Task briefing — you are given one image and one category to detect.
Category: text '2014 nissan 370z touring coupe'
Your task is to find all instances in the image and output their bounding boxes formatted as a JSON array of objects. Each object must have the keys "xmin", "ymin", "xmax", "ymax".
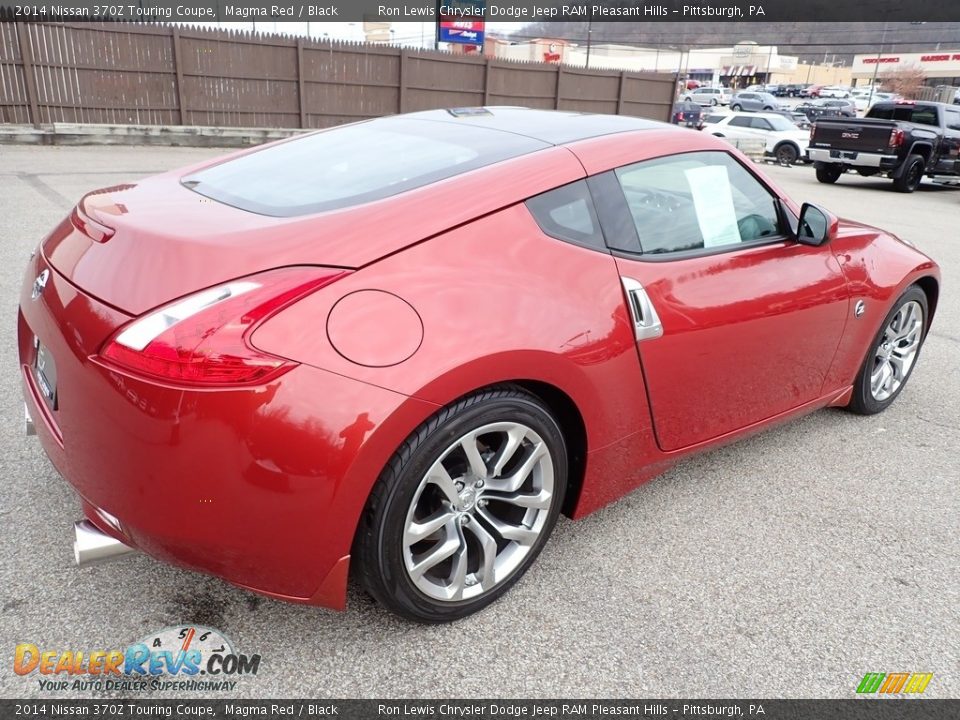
[{"xmin": 19, "ymin": 108, "xmax": 939, "ymax": 622}]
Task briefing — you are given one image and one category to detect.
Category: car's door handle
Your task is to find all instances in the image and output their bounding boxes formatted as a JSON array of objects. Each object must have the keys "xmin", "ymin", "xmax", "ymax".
[{"xmin": 621, "ymin": 277, "xmax": 664, "ymax": 342}]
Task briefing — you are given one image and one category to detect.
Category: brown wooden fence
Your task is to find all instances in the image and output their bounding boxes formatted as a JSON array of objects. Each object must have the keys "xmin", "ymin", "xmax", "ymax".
[{"xmin": 0, "ymin": 22, "xmax": 676, "ymax": 129}]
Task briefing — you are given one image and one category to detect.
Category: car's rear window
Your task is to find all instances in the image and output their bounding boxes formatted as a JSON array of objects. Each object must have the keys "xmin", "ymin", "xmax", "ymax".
[
  {"xmin": 866, "ymin": 104, "xmax": 940, "ymax": 126},
  {"xmin": 182, "ymin": 117, "xmax": 549, "ymax": 217}
]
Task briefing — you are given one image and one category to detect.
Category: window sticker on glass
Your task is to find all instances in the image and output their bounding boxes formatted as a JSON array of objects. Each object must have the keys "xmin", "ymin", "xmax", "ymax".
[{"xmin": 684, "ymin": 165, "xmax": 742, "ymax": 248}]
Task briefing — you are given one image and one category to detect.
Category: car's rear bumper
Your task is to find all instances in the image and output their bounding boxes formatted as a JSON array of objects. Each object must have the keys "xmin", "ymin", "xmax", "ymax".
[
  {"xmin": 808, "ymin": 147, "xmax": 900, "ymax": 169},
  {"xmin": 19, "ymin": 252, "xmax": 437, "ymax": 609}
]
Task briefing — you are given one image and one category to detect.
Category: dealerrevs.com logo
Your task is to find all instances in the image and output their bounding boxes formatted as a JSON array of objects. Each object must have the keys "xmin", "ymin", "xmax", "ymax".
[
  {"xmin": 856, "ymin": 672, "xmax": 934, "ymax": 695},
  {"xmin": 14, "ymin": 626, "xmax": 261, "ymax": 692}
]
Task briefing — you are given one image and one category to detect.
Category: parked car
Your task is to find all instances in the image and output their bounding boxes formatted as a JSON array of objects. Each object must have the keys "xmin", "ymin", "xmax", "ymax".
[
  {"xmin": 671, "ymin": 101, "xmax": 704, "ymax": 129},
  {"xmin": 764, "ymin": 84, "xmax": 784, "ymax": 95},
  {"xmin": 782, "ymin": 84, "xmax": 809, "ymax": 97},
  {"xmin": 795, "ymin": 99, "xmax": 857, "ymax": 121},
  {"xmin": 819, "ymin": 86, "xmax": 852, "ymax": 99},
  {"xmin": 682, "ymin": 86, "xmax": 730, "ymax": 106},
  {"xmin": 705, "ymin": 111, "xmax": 811, "ymax": 164},
  {"xmin": 729, "ymin": 91, "xmax": 789, "ymax": 112},
  {"xmin": 20, "ymin": 107, "xmax": 940, "ymax": 622},
  {"xmin": 809, "ymin": 100, "xmax": 960, "ymax": 192},
  {"xmin": 802, "ymin": 85, "xmax": 824, "ymax": 98},
  {"xmin": 768, "ymin": 109, "xmax": 812, "ymax": 130}
]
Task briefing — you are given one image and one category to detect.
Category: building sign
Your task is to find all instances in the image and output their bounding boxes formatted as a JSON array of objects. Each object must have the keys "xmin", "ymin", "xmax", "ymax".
[
  {"xmin": 853, "ymin": 50, "xmax": 960, "ymax": 76},
  {"xmin": 438, "ymin": 0, "xmax": 485, "ymax": 46}
]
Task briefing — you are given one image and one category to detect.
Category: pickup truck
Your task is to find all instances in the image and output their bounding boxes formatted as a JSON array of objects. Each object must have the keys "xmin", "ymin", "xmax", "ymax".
[{"xmin": 808, "ymin": 101, "xmax": 960, "ymax": 192}]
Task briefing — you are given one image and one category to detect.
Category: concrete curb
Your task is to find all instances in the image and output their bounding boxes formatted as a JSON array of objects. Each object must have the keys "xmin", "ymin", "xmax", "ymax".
[{"xmin": 0, "ymin": 123, "xmax": 309, "ymax": 148}]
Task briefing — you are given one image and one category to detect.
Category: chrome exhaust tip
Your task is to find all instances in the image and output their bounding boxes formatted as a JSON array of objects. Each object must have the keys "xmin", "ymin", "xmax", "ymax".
[
  {"xmin": 24, "ymin": 404, "xmax": 36, "ymax": 436},
  {"xmin": 73, "ymin": 520, "xmax": 136, "ymax": 567}
]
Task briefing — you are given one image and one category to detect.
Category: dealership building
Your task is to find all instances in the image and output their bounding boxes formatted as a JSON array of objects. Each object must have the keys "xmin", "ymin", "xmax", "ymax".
[
  {"xmin": 851, "ymin": 50, "xmax": 960, "ymax": 88},
  {"xmin": 482, "ymin": 38, "xmax": 852, "ymax": 88}
]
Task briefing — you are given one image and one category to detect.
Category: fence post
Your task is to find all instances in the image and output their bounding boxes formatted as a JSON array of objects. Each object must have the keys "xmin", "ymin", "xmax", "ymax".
[
  {"xmin": 399, "ymin": 48, "xmax": 409, "ymax": 114},
  {"xmin": 555, "ymin": 66, "xmax": 563, "ymax": 110},
  {"xmin": 171, "ymin": 28, "xmax": 187, "ymax": 126},
  {"xmin": 483, "ymin": 59, "xmax": 491, "ymax": 106},
  {"xmin": 297, "ymin": 39, "xmax": 306, "ymax": 128},
  {"xmin": 16, "ymin": 23, "xmax": 40, "ymax": 128},
  {"xmin": 617, "ymin": 71, "xmax": 626, "ymax": 115}
]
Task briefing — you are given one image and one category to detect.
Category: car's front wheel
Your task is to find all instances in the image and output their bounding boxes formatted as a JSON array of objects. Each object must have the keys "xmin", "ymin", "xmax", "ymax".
[
  {"xmin": 847, "ymin": 286, "xmax": 928, "ymax": 415},
  {"xmin": 354, "ymin": 387, "xmax": 568, "ymax": 622},
  {"xmin": 731, "ymin": 103, "xmax": 742, "ymax": 111}
]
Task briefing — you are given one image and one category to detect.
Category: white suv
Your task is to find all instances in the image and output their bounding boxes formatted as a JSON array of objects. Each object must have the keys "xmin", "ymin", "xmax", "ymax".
[{"xmin": 682, "ymin": 87, "xmax": 731, "ymax": 106}]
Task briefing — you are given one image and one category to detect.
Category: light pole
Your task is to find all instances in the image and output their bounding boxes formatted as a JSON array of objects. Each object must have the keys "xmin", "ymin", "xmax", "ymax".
[
  {"xmin": 868, "ymin": 22, "xmax": 889, "ymax": 107},
  {"xmin": 585, "ymin": 15, "xmax": 593, "ymax": 69}
]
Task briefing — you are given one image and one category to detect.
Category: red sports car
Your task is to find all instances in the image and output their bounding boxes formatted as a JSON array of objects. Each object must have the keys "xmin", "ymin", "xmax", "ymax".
[{"xmin": 19, "ymin": 108, "xmax": 939, "ymax": 622}]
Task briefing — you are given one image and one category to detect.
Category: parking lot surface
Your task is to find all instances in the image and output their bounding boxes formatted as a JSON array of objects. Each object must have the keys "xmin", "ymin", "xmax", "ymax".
[{"xmin": 0, "ymin": 144, "xmax": 957, "ymax": 699}]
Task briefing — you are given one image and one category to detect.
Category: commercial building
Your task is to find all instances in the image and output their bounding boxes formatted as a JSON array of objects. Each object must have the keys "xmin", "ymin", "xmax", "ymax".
[
  {"xmin": 483, "ymin": 38, "xmax": 850, "ymax": 88},
  {"xmin": 851, "ymin": 50, "xmax": 960, "ymax": 88}
]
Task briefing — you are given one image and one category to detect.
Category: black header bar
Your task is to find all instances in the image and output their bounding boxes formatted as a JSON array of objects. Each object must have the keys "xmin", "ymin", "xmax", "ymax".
[{"xmin": 1, "ymin": 0, "xmax": 959, "ymax": 23}]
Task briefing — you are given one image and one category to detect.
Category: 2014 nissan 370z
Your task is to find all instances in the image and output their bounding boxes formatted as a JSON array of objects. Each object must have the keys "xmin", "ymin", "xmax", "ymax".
[{"xmin": 19, "ymin": 108, "xmax": 940, "ymax": 622}]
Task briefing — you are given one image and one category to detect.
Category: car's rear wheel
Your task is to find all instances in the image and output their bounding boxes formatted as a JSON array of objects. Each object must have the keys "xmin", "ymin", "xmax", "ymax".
[
  {"xmin": 710, "ymin": 98, "xmax": 718, "ymax": 106},
  {"xmin": 847, "ymin": 286, "xmax": 928, "ymax": 415},
  {"xmin": 774, "ymin": 142, "xmax": 799, "ymax": 166},
  {"xmin": 354, "ymin": 387, "xmax": 567, "ymax": 622},
  {"xmin": 816, "ymin": 164, "xmax": 843, "ymax": 184},
  {"xmin": 893, "ymin": 154, "xmax": 924, "ymax": 193},
  {"xmin": 731, "ymin": 103, "xmax": 742, "ymax": 111}
]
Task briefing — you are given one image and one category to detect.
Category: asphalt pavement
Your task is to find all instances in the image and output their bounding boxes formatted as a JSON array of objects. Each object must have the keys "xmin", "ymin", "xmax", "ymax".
[{"xmin": 0, "ymin": 144, "xmax": 957, "ymax": 699}]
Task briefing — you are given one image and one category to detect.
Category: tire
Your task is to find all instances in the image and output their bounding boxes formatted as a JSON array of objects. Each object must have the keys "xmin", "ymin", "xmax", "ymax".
[
  {"xmin": 893, "ymin": 154, "xmax": 924, "ymax": 193},
  {"xmin": 774, "ymin": 142, "xmax": 799, "ymax": 166},
  {"xmin": 710, "ymin": 98, "xmax": 718, "ymax": 106},
  {"xmin": 763, "ymin": 105, "xmax": 774, "ymax": 111},
  {"xmin": 731, "ymin": 104, "xmax": 742, "ymax": 111},
  {"xmin": 354, "ymin": 386, "xmax": 568, "ymax": 623},
  {"xmin": 816, "ymin": 164, "xmax": 843, "ymax": 184},
  {"xmin": 847, "ymin": 286, "xmax": 928, "ymax": 415}
]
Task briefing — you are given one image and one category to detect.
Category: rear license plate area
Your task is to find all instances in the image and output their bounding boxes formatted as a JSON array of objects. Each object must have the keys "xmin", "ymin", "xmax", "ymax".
[{"xmin": 33, "ymin": 338, "xmax": 58, "ymax": 410}]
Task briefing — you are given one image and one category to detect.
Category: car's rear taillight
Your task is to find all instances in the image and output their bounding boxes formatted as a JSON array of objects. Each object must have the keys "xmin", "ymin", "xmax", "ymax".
[
  {"xmin": 677, "ymin": 112, "xmax": 685, "ymax": 120},
  {"xmin": 889, "ymin": 128, "xmax": 905, "ymax": 148},
  {"xmin": 97, "ymin": 267, "xmax": 348, "ymax": 386}
]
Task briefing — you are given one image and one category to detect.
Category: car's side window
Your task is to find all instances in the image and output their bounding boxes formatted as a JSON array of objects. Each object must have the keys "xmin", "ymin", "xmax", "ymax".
[
  {"xmin": 614, "ymin": 151, "xmax": 782, "ymax": 256},
  {"xmin": 729, "ymin": 116, "xmax": 753, "ymax": 128},
  {"xmin": 945, "ymin": 109, "xmax": 960, "ymax": 131},
  {"xmin": 525, "ymin": 180, "xmax": 606, "ymax": 251},
  {"xmin": 751, "ymin": 118, "xmax": 774, "ymax": 130}
]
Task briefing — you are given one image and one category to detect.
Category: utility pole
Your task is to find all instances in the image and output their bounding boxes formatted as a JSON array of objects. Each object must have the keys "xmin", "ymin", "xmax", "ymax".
[
  {"xmin": 585, "ymin": 15, "xmax": 593, "ymax": 69},
  {"xmin": 867, "ymin": 21, "xmax": 888, "ymax": 107}
]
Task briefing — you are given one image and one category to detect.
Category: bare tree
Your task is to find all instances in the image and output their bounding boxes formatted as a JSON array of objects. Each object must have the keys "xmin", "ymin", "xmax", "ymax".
[{"xmin": 880, "ymin": 65, "xmax": 927, "ymax": 99}]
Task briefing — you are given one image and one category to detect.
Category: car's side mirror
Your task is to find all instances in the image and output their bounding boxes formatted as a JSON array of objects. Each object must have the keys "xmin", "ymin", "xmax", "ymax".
[{"xmin": 796, "ymin": 203, "xmax": 837, "ymax": 246}]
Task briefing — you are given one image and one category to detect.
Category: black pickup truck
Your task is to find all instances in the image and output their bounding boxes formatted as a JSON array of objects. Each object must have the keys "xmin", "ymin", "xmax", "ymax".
[{"xmin": 808, "ymin": 101, "xmax": 960, "ymax": 192}]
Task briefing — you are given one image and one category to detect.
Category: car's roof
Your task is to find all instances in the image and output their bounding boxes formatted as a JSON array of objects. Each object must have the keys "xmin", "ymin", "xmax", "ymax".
[{"xmin": 401, "ymin": 107, "xmax": 664, "ymax": 146}]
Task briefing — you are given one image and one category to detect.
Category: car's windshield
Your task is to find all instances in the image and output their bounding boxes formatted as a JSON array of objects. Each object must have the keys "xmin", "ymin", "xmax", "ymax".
[{"xmin": 766, "ymin": 116, "xmax": 798, "ymax": 131}]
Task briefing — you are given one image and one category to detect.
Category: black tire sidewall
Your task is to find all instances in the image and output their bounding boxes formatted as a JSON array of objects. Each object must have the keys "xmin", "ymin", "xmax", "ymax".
[
  {"xmin": 359, "ymin": 390, "xmax": 568, "ymax": 623},
  {"xmin": 850, "ymin": 286, "xmax": 928, "ymax": 414},
  {"xmin": 776, "ymin": 143, "xmax": 799, "ymax": 165}
]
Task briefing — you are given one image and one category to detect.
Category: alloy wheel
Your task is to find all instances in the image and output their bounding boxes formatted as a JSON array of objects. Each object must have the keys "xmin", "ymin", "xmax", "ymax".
[
  {"xmin": 871, "ymin": 300, "xmax": 923, "ymax": 402},
  {"xmin": 402, "ymin": 422, "xmax": 555, "ymax": 602}
]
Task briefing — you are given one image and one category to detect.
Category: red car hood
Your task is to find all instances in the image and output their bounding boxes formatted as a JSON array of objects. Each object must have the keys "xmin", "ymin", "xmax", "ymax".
[{"xmin": 42, "ymin": 147, "xmax": 584, "ymax": 315}]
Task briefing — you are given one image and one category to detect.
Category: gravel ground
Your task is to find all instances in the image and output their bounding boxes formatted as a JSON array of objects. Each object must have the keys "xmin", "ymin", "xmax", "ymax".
[{"xmin": 0, "ymin": 144, "xmax": 957, "ymax": 699}]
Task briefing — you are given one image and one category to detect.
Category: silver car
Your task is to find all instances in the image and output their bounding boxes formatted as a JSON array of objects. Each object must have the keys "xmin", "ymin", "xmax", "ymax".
[
  {"xmin": 682, "ymin": 87, "xmax": 731, "ymax": 107},
  {"xmin": 729, "ymin": 92, "xmax": 788, "ymax": 112}
]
